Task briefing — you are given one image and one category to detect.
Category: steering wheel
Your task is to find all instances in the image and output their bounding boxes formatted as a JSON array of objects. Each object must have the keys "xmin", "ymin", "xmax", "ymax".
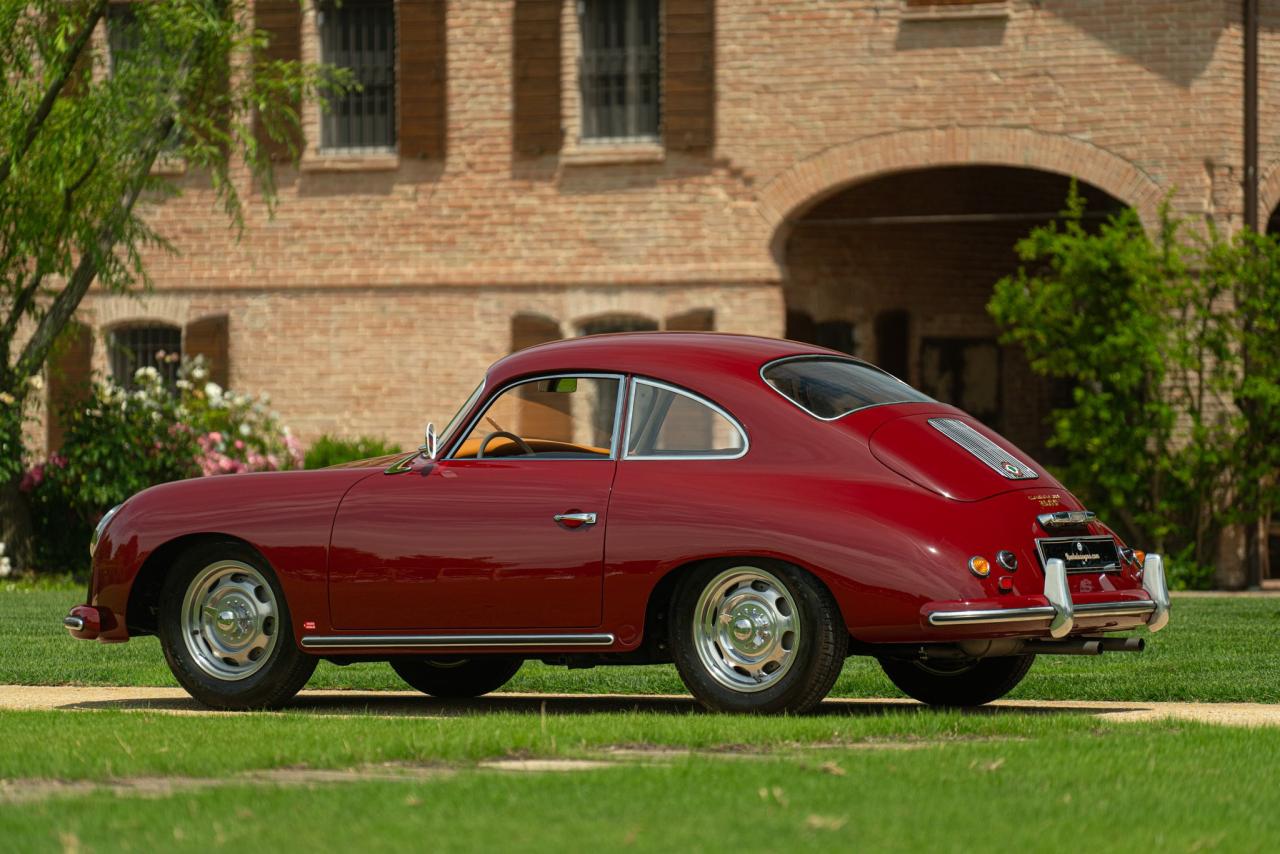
[{"xmin": 477, "ymin": 430, "xmax": 536, "ymax": 459}]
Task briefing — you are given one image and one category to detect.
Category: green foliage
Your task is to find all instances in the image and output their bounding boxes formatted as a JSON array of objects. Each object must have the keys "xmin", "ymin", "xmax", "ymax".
[
  {"xmin": 25, "ymin": 357, "xmax": 302, "ymax": 570},
  {"xmin": 990, "ymin": 185, "xmax": 1280, "ymax": 588},
  {"xmin": 304, "ymin": 435, "xmax": 404, "ymax": 470},
  {"xmin": 0, "ymin": 0, "xmax": 348, "ymax": 563}
]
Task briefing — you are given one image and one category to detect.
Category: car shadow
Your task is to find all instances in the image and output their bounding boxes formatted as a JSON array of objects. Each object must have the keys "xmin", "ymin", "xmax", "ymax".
[{"xmin": 57, "ymin": 692, "xmax": 1147, "ymax": 719}]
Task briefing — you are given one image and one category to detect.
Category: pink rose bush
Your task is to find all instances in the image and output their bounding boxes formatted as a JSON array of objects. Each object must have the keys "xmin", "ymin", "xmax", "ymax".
[{"xmin": 25, "ymin": 356, "xmax": 304, "ymax": 571}]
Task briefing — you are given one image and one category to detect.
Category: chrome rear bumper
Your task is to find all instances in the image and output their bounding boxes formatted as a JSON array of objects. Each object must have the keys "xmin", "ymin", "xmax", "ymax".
[{"xmin": 926, "ymin": 553, "xmax": 1171, "ymax": 635}]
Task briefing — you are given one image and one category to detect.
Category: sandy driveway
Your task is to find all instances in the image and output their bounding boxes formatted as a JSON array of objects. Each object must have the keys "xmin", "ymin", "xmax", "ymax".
[{"xmin": 2, "ymin": 685, "xmax": 1278, "ymax": 727}]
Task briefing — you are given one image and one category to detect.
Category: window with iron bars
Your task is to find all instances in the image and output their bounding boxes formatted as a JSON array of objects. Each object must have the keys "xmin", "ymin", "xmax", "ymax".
[
  {"xmin": 107, "ymin": 4, "xmax": 183, "ymax": 152},
  {"xmin": 318, "ymin": 0, "xmax": 397, "ymax": 152},
  {"xmin": 578, "ymin": 0, "xmax": 661, "ymax": 142},
  {"xmin": 108, "ymin": 324, "xmax": 183, "ymax": 389}
]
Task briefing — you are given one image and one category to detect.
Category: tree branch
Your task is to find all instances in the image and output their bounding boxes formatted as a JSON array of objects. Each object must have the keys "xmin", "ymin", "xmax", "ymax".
[{"xmin": 0, "ymin": 0, "xmax": 109, "ymax": 188}]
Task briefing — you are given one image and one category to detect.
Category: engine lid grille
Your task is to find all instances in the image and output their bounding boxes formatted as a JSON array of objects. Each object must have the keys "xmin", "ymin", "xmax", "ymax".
[{"xmin": 928, "ymin": 418, "xmax": 1038, "ymax": 481}]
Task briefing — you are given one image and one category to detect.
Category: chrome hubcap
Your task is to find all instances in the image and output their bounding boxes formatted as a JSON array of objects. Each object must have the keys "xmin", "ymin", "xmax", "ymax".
[
  {"xmin": 693, "ymin": 567, "xmax": 800, "ymax": 693},
  {"xmin": 181, "ymin": 560, "xmax": 278, "ymax": 681}
]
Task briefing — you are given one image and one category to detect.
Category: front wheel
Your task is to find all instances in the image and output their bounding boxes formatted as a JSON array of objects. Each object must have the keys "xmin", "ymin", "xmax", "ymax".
[
  {"xmin": 878, "ymin": 654, "xmax": 1035, "ymax": 707},
  {"xmin": 670, "ymin": 560, "xmax": 847, "ymax": 714},
  {"xmin": 158, "ymin": 541, "xmax": 316, "ymax": 710},
  {"xmin": 390, "ymin": 656, "xmax": 523, "ymax": 698}
]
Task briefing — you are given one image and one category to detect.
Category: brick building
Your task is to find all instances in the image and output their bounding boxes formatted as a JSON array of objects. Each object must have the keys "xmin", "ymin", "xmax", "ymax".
[{"xmin": 42, "ymin": 0, "xmax": 1280, "ymax": 479}]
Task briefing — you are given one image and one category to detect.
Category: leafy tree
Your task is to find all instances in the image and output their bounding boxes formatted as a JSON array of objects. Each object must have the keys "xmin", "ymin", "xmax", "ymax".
[
  {"xmin": 990, "ymin": 185, "xmax": 1280, "ymax": 588},
  {"xmin": 0, "ymin": 0, "xmax": 343, "ymax": 567}
]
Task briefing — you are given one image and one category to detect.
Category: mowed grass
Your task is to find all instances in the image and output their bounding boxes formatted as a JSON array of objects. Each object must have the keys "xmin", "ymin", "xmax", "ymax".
[
  {"xmin": 2, "ymin": 711, "xmax": 1279, "ymax": 851},
  {"xmin": 5, "ymin": 582, "xmax": 1279, "ymax": 702}
]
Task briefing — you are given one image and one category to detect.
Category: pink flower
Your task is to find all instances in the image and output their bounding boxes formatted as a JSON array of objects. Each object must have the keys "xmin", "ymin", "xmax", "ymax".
[
  {"xmin": 234, "ymin": 439, "xmax": 245, "ymax": 451},
  {"xmin": 49, "ymin": 454, "xmax": 67, "ymax": 469},
  {"xmin": 19, "ymin": 464, "xmax": 44, "ymax": 493},
  {"xmin": 208, "ymin": 431, "xmax": 223, "ymax": 444},
  {"xmin": 218, "ymin": 456, "xmax": 234, "ymax": 472}
]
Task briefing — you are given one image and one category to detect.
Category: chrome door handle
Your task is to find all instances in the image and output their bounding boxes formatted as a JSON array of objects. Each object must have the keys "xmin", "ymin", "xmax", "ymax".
[{"xmin": 553, "ymin": 512, "xmax": 597, "ymax": 526}]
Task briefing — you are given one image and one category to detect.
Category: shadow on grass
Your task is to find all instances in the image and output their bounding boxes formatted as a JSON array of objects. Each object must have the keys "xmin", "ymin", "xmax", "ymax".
[{"xmin": 57, "ymin": 692, "xmax": 1146, "ymax": 718}]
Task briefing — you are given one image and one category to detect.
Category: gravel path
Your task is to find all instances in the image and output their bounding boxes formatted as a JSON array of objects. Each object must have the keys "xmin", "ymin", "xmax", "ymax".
[{"xmin": 1, "ymin": 685, "xmax": 1278, "ymax": 727}]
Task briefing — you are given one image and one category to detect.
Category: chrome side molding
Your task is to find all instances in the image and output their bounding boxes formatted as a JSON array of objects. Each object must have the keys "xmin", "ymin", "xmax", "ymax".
[
  {"xmin": 1142, "ymin": 552, "xmax": 1171, "ymax": 633},
  {"xmin": 300, "ymin": 633, "xmax": 616, "ymax": 650}
]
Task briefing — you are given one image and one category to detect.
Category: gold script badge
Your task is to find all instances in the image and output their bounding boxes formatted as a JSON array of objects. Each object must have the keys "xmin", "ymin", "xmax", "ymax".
[{"xmin": 1027, "ymin": 492, "xmax": 1063, "ymax": 508}]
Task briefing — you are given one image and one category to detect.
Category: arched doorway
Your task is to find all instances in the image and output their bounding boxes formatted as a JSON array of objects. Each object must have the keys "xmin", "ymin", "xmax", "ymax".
[{"xmin": 782, "ymin": 165, "xmax": 1127, "ymax": 460}]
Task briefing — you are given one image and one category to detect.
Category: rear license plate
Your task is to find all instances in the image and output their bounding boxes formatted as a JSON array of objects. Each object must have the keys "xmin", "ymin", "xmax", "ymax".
[{"xmin": 1036, "ymin": 536, "xmax": 1121, "ymax": 574}]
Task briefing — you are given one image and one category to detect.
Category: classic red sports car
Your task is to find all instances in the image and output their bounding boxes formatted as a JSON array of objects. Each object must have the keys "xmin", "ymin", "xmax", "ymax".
[{"xmin": 67, "ymin": 333, "xmax": 1170, "ymax": 713}]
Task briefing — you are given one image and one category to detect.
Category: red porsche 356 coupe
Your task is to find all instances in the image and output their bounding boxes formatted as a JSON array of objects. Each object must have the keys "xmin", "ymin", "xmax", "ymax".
[{"xmin": 67, "ymin": 333, "xmax": 1169, "ymax": 713}]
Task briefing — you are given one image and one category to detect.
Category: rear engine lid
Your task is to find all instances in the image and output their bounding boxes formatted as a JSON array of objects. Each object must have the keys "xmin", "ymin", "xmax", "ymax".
[{"xmin": 868, "ymin": 412, "xmax": 1062, "ymax": 501}]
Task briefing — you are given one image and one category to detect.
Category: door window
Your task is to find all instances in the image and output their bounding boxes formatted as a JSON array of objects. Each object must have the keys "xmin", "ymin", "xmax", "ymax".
[
  {"xmin": 624, "ymin": 379, "xmax": 747, "ymax": 459},
  {"xmin": 452, "ymin": 375, "xmax": 622, "ymax": 459}
]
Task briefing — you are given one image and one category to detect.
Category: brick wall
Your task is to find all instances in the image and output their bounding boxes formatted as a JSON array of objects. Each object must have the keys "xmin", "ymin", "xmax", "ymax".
[{"xmin": 39, "ymin": 1, "xmax": 1263, "ymax": 456}]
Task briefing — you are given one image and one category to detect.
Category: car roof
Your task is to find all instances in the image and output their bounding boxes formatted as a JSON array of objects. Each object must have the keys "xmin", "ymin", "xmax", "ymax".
[{"xmin": 489, "ymin": 332, "xmax": 844, "ymax": 386}]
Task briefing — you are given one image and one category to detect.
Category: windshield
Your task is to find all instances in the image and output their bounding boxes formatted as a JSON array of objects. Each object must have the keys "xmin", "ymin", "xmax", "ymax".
[
  {"xmin": 762, "ymin": 357, "xmax": 932, "ymax": 420},
  {"xmin": 439, "ymin": 381, "xmax": 485, "ymax": 448}
]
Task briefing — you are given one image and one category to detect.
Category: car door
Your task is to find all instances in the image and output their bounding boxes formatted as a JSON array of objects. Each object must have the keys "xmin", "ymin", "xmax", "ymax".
[{"xmin": 327, "ymin": 374, "xmax": 623, "ymax": 631}]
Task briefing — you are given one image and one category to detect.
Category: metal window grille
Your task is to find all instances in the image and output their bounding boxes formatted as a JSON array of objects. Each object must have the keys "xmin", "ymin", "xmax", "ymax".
[
  {"xmin": 319, "ymin": 0, "xmax": 397, "ymax": 152},
  {"xmin": 578, "ymin": 0, "xmax": 660, "ymax": 141},
  {"xmin": 108, "ymin": 324, "xmax": 182, "ymax": 389},
  {"xmin": 106, "ymin": 4, "xmax": 141, "ymax": 75}
]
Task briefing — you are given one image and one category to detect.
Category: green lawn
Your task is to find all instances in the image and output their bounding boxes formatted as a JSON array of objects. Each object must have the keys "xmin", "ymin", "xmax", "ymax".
[
  {"xmin": 4, "ymin": 582, "xmax": 1279, "ymax": 851},
  {"xmin": 5, "ymin": 582, "xmax": 1279, "ymax": 702},
  {"xmin": 2, "ymin": 709, "xmax": 1278, "ymax": 851}
]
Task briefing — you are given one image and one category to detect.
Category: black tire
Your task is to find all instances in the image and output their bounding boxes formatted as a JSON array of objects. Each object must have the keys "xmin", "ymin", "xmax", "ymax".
[
  {"xmin": 158, "ymin": 540, "xmax": 316, "ymax": 710},
  {"xmin": 878, "ymin": 654, "xmax": 1035, "ymax": 707},
  {"xmin": 390, "ymin": 656, "xmax": 523, "ymax": 698},
  {"xmin": 669, "ymin": 559, "xmax": 847, "ymax": 714}
]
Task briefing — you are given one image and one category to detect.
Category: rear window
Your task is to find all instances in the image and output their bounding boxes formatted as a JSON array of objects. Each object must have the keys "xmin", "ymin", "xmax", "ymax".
[{"xmin": 762, "ymin": 357, "xmax": 932, "ymax": 420}]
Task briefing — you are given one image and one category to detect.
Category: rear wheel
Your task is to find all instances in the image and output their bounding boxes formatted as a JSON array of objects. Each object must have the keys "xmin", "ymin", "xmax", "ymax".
[
  {"xmin": 390, "ymin": 656, "xmax": 523, "ymax": 698},
  {"xmin": 670, "ymin": 560, "xmax": 847, "ymax": 714},
  {"xmin": 878, "ymin": 654, "xmax": 1035, "ymax": 707},
  {"xmin": 158, "ymin": 541, "xmax": 316, "ymax": 710}
]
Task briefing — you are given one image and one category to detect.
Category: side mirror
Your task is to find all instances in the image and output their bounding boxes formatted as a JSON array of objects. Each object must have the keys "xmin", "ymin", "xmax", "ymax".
[{"xmin": 422, "ymin": 422, "xmax": 439, "ymax": 460}]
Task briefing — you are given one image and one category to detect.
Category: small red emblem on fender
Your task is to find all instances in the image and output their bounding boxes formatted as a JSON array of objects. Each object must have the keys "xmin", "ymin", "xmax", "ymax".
[{"xmin": 303, "ymin": 621, "xmax": 316, "ymax": 630}]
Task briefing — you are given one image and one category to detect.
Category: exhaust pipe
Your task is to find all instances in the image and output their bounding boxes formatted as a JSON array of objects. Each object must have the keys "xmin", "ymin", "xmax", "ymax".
[
  {"xmin": 1022, "ymin": 637, "xmax": 1145, "ymax": 656},
  {"xmin": 1096, "ymin": 637, "xmax": 1145, "ymax": 653},
  {"xmin": 1023, "ymin": 640, "xmax": 1103, "ymax": 656}
]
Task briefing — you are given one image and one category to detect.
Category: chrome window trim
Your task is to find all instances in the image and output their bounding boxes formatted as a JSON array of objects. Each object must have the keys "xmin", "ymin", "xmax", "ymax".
[
  {"xmin": 444, "ymin": 372, "xmax": 627, "ymax": 461},
  {"xmin": 301, "ymin": 633, "xmax": 616, "ymax": 650},
  {"xmin": 621, "ymin": 377, "xmax": 750, "ymax": 461},
  {"xmin": 759, "ymin": 354, "xmax": 931, "ymax": 422}
]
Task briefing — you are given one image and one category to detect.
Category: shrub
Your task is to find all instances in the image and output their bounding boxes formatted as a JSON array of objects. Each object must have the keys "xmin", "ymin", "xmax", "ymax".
[
  {"xmin": 24, "ymin": 357, "xmax": 303, "ymax": 572},
  {"xmin": 989, "ymin": 186, "xmax": 1280, "ymax": 589},
  {"xmin": 304, "ymin": 435, "xmax": 403, "ymax": 469}
]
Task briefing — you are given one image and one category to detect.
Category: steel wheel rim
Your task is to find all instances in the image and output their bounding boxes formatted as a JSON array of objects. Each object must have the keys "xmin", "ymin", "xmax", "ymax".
[
  {"xmin": 180, "ymin": 560, "xmax": 279, "ymax": 681},
  {"xmin": 693, "ymin": 566, "xmax": 800, "ymax": 693}
]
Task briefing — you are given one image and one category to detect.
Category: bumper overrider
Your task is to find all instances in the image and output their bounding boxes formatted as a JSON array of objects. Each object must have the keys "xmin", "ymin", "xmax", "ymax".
[{"xmin": 925, "ymin": 553, "xmax": 1171, "ymax": 638}]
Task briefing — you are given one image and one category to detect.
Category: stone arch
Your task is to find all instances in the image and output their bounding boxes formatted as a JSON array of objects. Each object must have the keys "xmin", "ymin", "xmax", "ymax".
[
  {"xmin": 1259, "ymin": 159, "xmax": 1280, "ymax": 231},
  {"xmin": 758, "ymin": 126, "xmax": 1166, "ymax": 258}
]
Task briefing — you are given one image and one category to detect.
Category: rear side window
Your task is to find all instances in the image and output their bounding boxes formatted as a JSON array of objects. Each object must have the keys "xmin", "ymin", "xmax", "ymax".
[
  {"xmin": 763, "ymin": 357, "xmax": 932, "ymax": 420},
  {"xmin": 625, "ymin": 379, "xmax": 747, "ymax": 459}
]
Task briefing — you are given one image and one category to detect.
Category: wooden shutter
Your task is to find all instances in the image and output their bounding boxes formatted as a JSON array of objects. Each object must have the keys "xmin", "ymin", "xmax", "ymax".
[
  {"xmin": 399, "ymin": 0, "xmax": 447, "ymax": 159},
  {"xmin": 254, "ymin": 0, "xmax": 303, "ymax": 160},
  {"xmin": 46, "ymin": 323, "xmax": 93, "ymax": 453},
  {"xmin": 664, "ymin": 308, "xmax": 714, "ymax": 331},
  {"xmin": 512, "ymin": 0, "xmax": 562, "ymax": 156},
  {"xmin": 184, "ymin": 315, "xmax": 230, "ymax": 388},
  {"xmin": 663, "ymin": 0, "xmax": 714, "ymax": 152}
]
